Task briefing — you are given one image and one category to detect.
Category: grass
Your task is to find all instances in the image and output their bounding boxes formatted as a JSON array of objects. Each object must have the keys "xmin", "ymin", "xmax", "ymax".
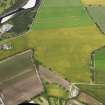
[
  {"xmin": 45, "ymin": 83, "xmax": 69, "ymax": 98},
  {"xmin": 92, "ymin": 47, "xmax": 105, "ymax": 84},
  {"xmin": 32, "ymin": 0, "xmax": 93, "ymax": 30},
  {"xmin": 0, "ymin": 50, "xmax": 33, "ymax": 82},
  {"xmin": 81, "ymin": 0, "xmax": 105, "ymax": 5},
  {"xmin": 77, "ymin": 84, "xmax": 105, "ymax": 104},
  {"xmin": 87, "ymin": 6, "xmax": 105, "ymax": 34}
]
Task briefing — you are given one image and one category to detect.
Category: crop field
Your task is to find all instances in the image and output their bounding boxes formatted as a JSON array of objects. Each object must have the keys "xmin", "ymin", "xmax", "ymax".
[
  {"xmin": 0, "ymin": 50, "xmax": 33, "ymax": 83},
  {"xmin": 32, "ymin": 0, "xmax": 93, "ymax": 30},
  {"xmin": 26, "ymin": 26, "xmax": 105, "ymax": 82},
  {"xmin": 77, "ymin": 84, "xmax": 105, "ymax": 104},
  {"xmin": 81, "ymin": 0, "xmax": 105, "ymax": 5},
  {"xmin": 92, "ymin": 47, "xmax": 105, "ymax": 84},
  {"xmin": 87, "ymin": 6, "xmax": 105, "ymax": 34}
]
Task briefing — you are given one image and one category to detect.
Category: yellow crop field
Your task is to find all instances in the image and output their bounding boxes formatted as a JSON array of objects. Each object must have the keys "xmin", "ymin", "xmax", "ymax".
[
  {"xmin": 26, "ymin": 26, "xmax": 105, "ymax": 82},
  {"xmin": 81, "ymin": 0, "xmax": 105, "ymax": 5}
]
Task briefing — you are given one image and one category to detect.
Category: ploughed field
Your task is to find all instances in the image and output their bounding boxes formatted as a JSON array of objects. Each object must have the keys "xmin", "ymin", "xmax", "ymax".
[{"xmin": 0, "ymin": 50, "xmax": 33, "ymax": 83}]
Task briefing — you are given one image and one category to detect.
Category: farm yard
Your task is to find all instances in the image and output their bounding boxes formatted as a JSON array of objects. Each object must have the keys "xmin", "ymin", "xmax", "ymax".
[{"xmin": 87, "ymin": 6, "xmax": 105, "ymax": 34}]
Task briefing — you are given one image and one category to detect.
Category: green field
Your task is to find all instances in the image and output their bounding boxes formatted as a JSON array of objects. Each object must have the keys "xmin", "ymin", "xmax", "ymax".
[
  {"xmin": 0, "ymin": 50, "xmax": 33, "ymax": 82},
  {"xmin": 77, "ymin": 84, "xmax": 105, "ymax": 104},
  {"xmin": 91, "ymin": 47, "xmax": 105, "ymax": 84},
  {"xmin": 32, "ymin": 0, "xmax": 93, "ymax": 29},
  {"xmin": 87, "ymin": 6, "xmax": 105, "ymax": 34}
]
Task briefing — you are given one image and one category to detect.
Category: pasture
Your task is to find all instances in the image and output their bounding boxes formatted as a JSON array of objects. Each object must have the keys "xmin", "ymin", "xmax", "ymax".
[
  {"xmin": 77, "ymin": 84, "xmax": 105, "ymax": 104},
  {"xmin": 87, "ymin": 6, "xmax": 105, "ymax": 34},
  {"xmin": 92, "ymin": 47, "xmax": 105, "ymax": 84},
  {"xmin": 32, "ymin": 0, "xmax": 93, "ymax": 30}
]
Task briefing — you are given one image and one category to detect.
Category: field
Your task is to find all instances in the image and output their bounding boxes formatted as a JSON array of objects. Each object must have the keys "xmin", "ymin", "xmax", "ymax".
[
  {"xmin": 32, "ymin": 0, "xmax": 93, "ymax": 30},
  {"xmin": 81, "ymin": 0, "xmax": 105, "ymax": 5},
  {"xmin": 0, "ymin": 0, "xmax": 105, "ymax": 83},
  {"xmin": 77, "ymin": 84, "xmax": 105, "ymax": 104},
  {"xmin": 0, "ymin": 50, "xmax": 33, "ymax": 82},
  {"xmin": 87, "ymin": 6, "xmax": 105, "ymax": 34},
  {"xmin": 91, "ymin": 47, "xmax": 105, "ymax": 84},
  {"xmin": 26, "ymin": 26, "xmax": 105, "ymax": 82},
  {"xmin": 0, "ymin": 50, "xmax": 44, "ymax": 105}
]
